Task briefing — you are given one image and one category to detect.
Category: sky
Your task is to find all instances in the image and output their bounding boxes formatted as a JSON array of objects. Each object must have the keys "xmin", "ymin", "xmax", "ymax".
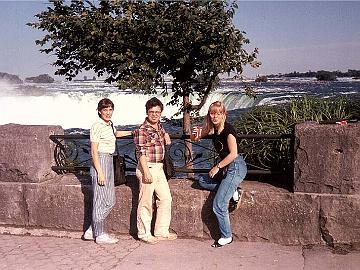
[{"xmin": 0, "ymin": 1, "xmax": 359, "ymax": 80}]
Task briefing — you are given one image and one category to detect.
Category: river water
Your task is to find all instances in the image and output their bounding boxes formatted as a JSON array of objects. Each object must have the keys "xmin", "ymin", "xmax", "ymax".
[{"xmin": 1, "ymin": 77, "xmax": 359, "ymax": 133}]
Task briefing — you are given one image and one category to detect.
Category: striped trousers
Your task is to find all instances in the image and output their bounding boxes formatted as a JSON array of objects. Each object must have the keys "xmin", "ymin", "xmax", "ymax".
[{"xmin": 90, "ymin": 153, "xmax": 116, "ymax": 237}]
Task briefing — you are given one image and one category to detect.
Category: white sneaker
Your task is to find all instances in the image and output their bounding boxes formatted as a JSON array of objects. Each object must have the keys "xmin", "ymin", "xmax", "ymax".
[
  {"xmin": 95, "ymin": 233, "xmax": 119, "ymax": 244},
  {"xmin": 229, "ymin": 187, "xmax": 242, "ymax": 213},
  {"xmin": 82, "ymin": 227, "xmax": 94, "ymax": 241},
  {"xmin": 218, "ymin": 237, "xmax": 233, "ymax": 245},
  {"xmin": 232, "ymin": 187, "xmax": 241, "ymax": 201},
  {"xmin": 211, "ymin": 237, "xmax": 233, "ymax": 248}
]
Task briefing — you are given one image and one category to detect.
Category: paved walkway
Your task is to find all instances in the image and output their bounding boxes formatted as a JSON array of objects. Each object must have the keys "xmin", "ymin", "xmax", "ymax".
[{"xmin": 1, "ymin": 232, "xmax": 360, "ymax": 270}]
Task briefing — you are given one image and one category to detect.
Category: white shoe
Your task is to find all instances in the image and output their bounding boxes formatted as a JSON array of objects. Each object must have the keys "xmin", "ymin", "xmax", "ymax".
[
  {"xmin": 218, "ymin": 237, "xmax": 233, "ymax": 245},
  {"xmin": 229, "ymin": 187, "xmax": 242, "ymax": 213},
  {"xmin": 96, "ymin": 233, "xmax": 119, "ymax": 244},
  {"xmin": 139, "ymin": 236, "xmax": 159, "ymax": 245},
  {"xmin": 82, "ymin": 227, "xmax": 94, "ymax": 241},
  {"xmin": 155, "ymin": 232, "xmax": 178, "ymax": 241},
  {"xmin": 232, "ymin": 187, "xmax": 241, "ymax": 201},
  {"xmin": 211, "ymin": 237, "xmax": 233, "ymax": 248}
]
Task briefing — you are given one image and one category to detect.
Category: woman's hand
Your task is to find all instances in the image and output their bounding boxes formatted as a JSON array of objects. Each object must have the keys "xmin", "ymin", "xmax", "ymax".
[
  {"xmin": 191, "ymin": 126, "xmax": 202, "ymax": 141},
  {"xmin": 91, "ymin": 141, "xmax": 106, "ymax": 186},
  {"xmin": 209, "ymin": 166, "xmax": 220, "ymax": 178},
  {"xmin": 97, "ymin": 172, "xmax": 105, "ymax": 186}
]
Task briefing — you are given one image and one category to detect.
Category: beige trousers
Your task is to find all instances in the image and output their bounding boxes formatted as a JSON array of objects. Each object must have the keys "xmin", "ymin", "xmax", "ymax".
[{"xmin": 136, "ymin": 162, "xmax": 172, "ymax": 239}]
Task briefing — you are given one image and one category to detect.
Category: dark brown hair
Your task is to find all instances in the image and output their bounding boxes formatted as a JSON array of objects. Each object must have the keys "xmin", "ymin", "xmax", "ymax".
[
  {"xmin": 145, "ymin": 97, "xmax": 163, "ymax": 112},
  {"xmin": 97, "ymin": 98, "xmax": 114, "ymax": 117}
]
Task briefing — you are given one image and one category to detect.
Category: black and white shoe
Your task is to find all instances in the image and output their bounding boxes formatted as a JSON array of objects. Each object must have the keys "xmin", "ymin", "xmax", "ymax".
[
  {"xmin": 229, "ymin": 187, "xmax": 242, "ymax": 213},
  {"xmin": 82, "ymin": 226, "xmax": 94, "ymax": 241},
  {"xmin": 211, "ymin": 237, "xmax": 233, "ymax": 248}
]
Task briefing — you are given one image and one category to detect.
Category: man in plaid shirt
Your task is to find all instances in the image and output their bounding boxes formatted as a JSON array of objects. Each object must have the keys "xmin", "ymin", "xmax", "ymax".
[{"xmin": 134, "ymin": 97, "xmax": 177, "ymax": 244}]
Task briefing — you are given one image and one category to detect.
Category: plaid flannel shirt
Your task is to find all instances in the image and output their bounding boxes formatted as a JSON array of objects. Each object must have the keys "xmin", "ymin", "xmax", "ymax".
[{"xmin": 134, "ymin": 119, "xmax": 165, "ymax": 163}]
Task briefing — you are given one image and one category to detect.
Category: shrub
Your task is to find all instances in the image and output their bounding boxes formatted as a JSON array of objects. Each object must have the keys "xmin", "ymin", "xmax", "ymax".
[{"xmin": 233, "ymin": 95, "xmax": 354, "ymax": 177}]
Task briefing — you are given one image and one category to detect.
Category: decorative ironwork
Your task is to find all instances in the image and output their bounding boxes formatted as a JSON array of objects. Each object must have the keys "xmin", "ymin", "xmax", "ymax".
[
  {"xmin": 50, "ymin": 134, "xmax": 91, "ymax": 173},
  {"xmin": 50, "ymin": 133, "xmax": 292, "ymax": 176}
]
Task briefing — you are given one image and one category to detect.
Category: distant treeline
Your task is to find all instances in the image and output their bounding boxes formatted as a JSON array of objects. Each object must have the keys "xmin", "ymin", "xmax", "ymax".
[{"xmin": 268, "ymin": 69, "xmax": 360, "ymax": 81}]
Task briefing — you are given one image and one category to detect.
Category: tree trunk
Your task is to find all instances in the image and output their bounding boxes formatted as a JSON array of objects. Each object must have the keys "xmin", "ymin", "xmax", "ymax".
[{"xmin": 183, "ymin": 95, "xmax": 194, "ymax": 178}]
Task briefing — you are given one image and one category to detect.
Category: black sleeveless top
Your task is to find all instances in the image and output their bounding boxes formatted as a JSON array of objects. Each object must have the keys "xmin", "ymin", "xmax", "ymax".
[{"xmin": 212, "ymin": 122, "xmax": 241, "ymax": 159}]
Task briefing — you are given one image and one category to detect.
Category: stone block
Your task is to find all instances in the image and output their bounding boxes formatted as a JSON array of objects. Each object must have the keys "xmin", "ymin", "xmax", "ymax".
[
  {"xmin": 0, "ymin": 124, "xmax": 63, "ymax": 183},
  {"xmin": 234, "ymin": 182, "xmax": 322, "ymax": 245},
  {"xmin": 187, "ymin": 184, "xmax": 305, "ymax": 242},
  {"xmin": 107, "ymin": 177, "xmax": 205, "ymax": 237},
  {"xmin": 24, "ymin": 180, "xmax": 91, "ymax": 231},
  {"xmin": 294, "ymin": 122, "xmax": 360, "ymax": 194},
  {"xmin": 168, "ymin": 179, "xmax": 204, "ymax": 237},
  {"xmin": 106, "ymin": 180, "xmax": 137, "ymax": 235},
  {"xmin": 0, "ymin": 183, "xmax": 27, "ymax": 226},
  {"xmin": 319, "ymin": 195, "xmax": 360, "ymax": 245},
  {"xmin": 3, "ymin": 174, "xmax": 358, "ymax": 247}
]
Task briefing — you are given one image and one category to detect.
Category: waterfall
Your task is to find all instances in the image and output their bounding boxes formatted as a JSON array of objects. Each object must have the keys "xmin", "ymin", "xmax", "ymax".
[{"xmin": 0, "ymin": 81, "xmax": 254, "ymax": 129}]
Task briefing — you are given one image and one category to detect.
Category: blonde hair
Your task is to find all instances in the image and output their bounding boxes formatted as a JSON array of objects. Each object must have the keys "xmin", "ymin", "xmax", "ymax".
[{"xmin": 204, "ymin": 101, "xmax": 227, "ymax": 135}]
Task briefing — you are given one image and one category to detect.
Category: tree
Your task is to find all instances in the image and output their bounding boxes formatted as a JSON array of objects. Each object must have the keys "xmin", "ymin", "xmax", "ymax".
[{"xmin": 28, "ymin": 0, "xmax": 259, "ymax": 165}]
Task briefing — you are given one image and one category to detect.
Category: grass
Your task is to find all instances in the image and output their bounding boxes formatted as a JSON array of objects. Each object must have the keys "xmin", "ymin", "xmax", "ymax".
[{"xmin": 233, "ymin": 95, "xmax": 360, "ymax": 175}]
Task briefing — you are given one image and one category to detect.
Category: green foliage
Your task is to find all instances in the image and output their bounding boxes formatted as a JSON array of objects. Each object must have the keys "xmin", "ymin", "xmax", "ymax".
[
  {"xmin": 233, "ymin": 96, "xmax": 355, "ymax": 173},
  {"xmin": 290, "ymin": 95, "xmax": 350, "ymax": 122},
  {"xmin": 347, "ymin": 96, "xmax": 360, "ymax": 119},
  {"xmin": 269, "ymin": 69, "xmax": 360, "ymax": 79},
  {"xmin": 28, "ymin": 0, "xmax": 259, "ymax": 110},
  {"xmin": 233, "ymin": 104, "xmax": 293, "ymax": 172}
]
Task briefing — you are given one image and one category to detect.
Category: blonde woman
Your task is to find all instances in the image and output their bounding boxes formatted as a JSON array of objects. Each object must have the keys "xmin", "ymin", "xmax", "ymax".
[{"xmin": 194, "ymin": 101, "xmax": 247, "ymax": 248}]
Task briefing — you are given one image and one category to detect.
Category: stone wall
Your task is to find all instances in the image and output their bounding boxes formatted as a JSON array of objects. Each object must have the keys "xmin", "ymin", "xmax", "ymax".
[
  {"xmin": 293, "ymin": 121, "xmax": 360, "ymax": 246},
  {"xmin": 294, "ymin": 122, "xmax": 360, "ymax": 194},
  {"xmin": 0, "ymin": 123, "xmax": 360, "ymax": 247},
  {"xmin": 0, "ymin": 124, "xmax": 63, "ymax": 183}
]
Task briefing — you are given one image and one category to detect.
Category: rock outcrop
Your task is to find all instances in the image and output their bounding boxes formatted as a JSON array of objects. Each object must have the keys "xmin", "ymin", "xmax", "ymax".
[
  {"xmin": 25, "ymin": 74, "xmax": 55, "ymax": 83},
  {"xmin": 0, "ymin": 72, "xmax": 23, "ymax": 84},
  {"xmin": 255, "ymin": 75, "xmax": 268, "ymax": 82}
]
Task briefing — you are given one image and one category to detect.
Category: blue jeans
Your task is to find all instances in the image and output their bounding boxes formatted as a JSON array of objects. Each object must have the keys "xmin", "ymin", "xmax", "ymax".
[{"xmin": 198, "ymin": 155, "xmax": 247, "ymax": 239}]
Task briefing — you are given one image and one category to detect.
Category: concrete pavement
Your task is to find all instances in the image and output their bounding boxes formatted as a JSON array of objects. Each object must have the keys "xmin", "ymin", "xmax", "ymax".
[{"xmin": 1, "ymin": 230, "xmax": 360, "ymax": 270}]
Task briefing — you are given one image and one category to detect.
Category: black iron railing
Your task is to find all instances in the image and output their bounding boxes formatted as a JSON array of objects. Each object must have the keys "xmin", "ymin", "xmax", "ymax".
[{"xmin": 49, "ymin": 133, "xmax": 292, "ymax": 176}]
